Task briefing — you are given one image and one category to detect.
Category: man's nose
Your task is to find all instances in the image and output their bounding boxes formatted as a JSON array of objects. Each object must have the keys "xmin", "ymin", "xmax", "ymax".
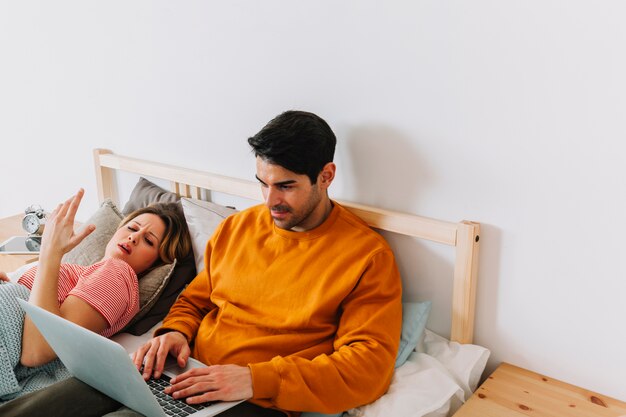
[{"xmin": 265, "ymin": 187, "xmax": 280, "ymax": 207}]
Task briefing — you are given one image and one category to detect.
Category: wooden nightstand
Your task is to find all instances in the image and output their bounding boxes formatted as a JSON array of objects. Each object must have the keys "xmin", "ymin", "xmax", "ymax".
[
  {"xmin": 0, "ymin": 214, "xmax": 39, "ymax": 272},
  {"xmin": 455, "ymin": 362, "xmax": 626, "ymax": 417}
]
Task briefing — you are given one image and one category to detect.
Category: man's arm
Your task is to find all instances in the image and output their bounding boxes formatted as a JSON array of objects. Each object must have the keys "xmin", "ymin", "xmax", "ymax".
[
  {"xmin": 151, "ymin": 249, "xmax": 402, "ymax": 412},
  {"xmin": 133, "ymin": 267, "xmax": 216, "ymax": 378},
  {"xmin": 249, "ymin": 249, "xmax": 402, "ymax": 413}
]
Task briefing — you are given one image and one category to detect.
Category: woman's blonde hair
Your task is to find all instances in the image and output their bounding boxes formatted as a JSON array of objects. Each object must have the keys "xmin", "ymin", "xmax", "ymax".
[{"xmin": 119, "ymin": 202, "xmax": 192, "ymax": 269}]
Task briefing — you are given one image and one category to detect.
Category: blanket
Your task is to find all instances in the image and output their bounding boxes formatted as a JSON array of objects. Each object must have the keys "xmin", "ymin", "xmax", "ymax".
[{"xmin": 0, "ymin": 282, "xmax": 70, "ymax": 403}]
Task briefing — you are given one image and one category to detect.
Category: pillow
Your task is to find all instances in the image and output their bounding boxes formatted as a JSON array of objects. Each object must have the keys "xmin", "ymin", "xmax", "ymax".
[
  {"xmin": 122, "ymin": 177, "xmax": 180, "ymax": 215},
  {"xmin": 347, "ymin": 331, "xmax": 490, "ymax": 417},
  {"xmin": 120, "ymin": 177, "xmax": 198, "ymax": 335},
  {"xmin": 347, "ymin": 353, "xmax": 465, "ymax": 417},
  {"xmin": 63, "ymin": 199, "xmax": 123, "ymax": 265},
  {"xmin": 181, "ymin": 197, "xmax": 238, "ymax": 273},
  {"xmin": 396, "ymin": 301, "xmax": 432, "ymax": 368},
  {"xmin": 417, "ymin": 329, "xmax": 490, "ymax": 399},
  {"xmin": 61, "ymin": 199, "xmax": 176, "ymax": 333}
]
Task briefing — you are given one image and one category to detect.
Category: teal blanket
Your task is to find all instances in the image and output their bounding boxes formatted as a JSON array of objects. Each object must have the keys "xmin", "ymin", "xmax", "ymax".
[{"xmin": 0, "ymin": 282, "xmax": 70, "ymax": 403}]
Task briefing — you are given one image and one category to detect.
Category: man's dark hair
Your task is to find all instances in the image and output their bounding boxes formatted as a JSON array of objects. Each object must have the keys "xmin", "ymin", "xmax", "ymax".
[{"xmin": 248, "ymin": 110, "xmax": 336, "ymax": 184}]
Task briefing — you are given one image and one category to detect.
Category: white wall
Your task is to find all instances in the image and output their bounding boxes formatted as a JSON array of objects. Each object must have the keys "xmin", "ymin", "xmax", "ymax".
[{"xmin": 2, "ymin": 0, "xmax": 625, "ymax": 401}]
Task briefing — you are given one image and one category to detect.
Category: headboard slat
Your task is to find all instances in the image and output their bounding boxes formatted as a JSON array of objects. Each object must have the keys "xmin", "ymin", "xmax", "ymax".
[
  {"xmin": 340, "ymin": 202, "xmax": 458, "ymax": 246},
  {"xmin": 98, "ymin": 152, "xmax": 261, "ymax": 201}
]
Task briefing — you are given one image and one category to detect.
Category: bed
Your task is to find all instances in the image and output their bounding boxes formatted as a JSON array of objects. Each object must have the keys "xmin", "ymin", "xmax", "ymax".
[{"xmin": 8, "ymin": 148, "xmax": 488, "ymax": 417}]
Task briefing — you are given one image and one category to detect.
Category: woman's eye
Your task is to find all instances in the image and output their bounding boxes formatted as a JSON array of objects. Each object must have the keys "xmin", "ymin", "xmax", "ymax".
[
  {"xmin": 127, "ymin": 226, "xmax": 138, "ymax": 232},
  {"xmin": 145, "ymin": 238, "xmax": 154, "ymax": 246}
]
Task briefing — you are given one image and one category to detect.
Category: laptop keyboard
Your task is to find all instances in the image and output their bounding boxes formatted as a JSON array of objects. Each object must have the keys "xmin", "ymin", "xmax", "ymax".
[{"xmin": 146, "ymin": 372, "xmax": 212, "ymax": 417}]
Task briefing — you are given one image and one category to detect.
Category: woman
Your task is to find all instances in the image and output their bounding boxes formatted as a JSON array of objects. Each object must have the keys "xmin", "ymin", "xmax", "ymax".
[{"xmin": 0, "ymin": 188, "xmax": 191, "ymax": 401}]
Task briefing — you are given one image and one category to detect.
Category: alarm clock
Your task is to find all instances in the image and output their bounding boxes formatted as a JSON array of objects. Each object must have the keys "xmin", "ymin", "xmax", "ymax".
[{"xmin": 22, "ymin": 205, "xmax": 46, "ymax": 235}]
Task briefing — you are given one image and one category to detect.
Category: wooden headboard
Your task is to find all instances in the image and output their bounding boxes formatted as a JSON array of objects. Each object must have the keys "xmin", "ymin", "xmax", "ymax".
[{"xmin": 93, "ymin": 148, "xmax": 480, "ymax": 344}]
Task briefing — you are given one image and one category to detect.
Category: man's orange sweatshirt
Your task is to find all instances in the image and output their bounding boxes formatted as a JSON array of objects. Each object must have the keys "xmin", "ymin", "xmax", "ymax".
[{"xmin": 159, "ymin": 203, "xmax": 402, "ymax": 415}]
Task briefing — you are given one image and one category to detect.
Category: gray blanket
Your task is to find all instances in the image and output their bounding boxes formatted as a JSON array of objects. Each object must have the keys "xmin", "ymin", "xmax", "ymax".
[{"xmin": 0, "ymin": 282, "xmax": 70, "ymax": 403}]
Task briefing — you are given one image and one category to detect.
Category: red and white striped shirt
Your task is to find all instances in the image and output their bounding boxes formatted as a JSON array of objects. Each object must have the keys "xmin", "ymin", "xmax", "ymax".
[{"xmin": 18, "ymin": 258, "xmax": 139, "ymax": 337}]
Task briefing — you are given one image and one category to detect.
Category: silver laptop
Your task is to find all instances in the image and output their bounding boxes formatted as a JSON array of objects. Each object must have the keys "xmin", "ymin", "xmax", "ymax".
[{"xmin": 18, "ymin": 299, "xmax": 242, "ymax": 417}]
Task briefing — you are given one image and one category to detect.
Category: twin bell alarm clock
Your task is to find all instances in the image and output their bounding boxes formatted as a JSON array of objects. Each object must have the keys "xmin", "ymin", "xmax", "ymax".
[{"xmin": 22, "ymin": 205, "xmax": 46, "ymax": 235}]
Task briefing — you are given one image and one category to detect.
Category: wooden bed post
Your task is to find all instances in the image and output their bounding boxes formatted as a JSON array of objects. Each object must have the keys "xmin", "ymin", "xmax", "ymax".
[
  {"xmin": 93, "ymin": 148, "xmax": 118, "ymax": 205},
  {"xmin": 451, "ymin": 221, "xmax": 480, "ymax": 344}
]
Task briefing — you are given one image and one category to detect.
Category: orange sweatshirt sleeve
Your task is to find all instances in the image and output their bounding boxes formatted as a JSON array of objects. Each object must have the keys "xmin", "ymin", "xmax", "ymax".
[
  {"xmin": 155, "ymin": 232, "xmax": 219, "ymax": 342},
  {"xmin": 249, "ymin": 249, "xmax": 402, "ymax": 414},
  {"xmin": 155, "ymin": 267, "xmax": 216, "ymax": 342}
]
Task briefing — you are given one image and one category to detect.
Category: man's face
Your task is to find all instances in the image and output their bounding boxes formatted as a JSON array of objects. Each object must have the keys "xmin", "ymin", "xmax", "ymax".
[{"xmin": 255, "ymin": 157, "xmax": 330, "ymax": 232}]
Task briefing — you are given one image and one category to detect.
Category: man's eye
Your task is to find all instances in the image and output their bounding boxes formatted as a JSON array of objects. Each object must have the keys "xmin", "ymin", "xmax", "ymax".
[{"xmin": 279, "ymin": 185, "xmax": 292, "ymax": 190}]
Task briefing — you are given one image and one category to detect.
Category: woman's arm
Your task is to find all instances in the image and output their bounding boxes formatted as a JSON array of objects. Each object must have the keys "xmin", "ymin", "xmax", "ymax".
[{"xmin": 20, "ymin": 189, "xmax": 107, "ymax": 367}]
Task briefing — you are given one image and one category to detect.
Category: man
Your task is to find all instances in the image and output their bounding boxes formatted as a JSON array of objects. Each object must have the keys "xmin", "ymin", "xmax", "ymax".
[{"xmin": 1, "ymin": 110, "xmax": 402, "ymax": 417}]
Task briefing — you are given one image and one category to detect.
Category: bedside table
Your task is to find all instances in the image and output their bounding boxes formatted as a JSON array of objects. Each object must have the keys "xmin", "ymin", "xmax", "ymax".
[
  {"xmin": 0, "ymin": 214, "xmax": 39, "ymax": 272},
  {"xmin": 455, "ymin": 362, "xmax": 626, "ymax": 417}
]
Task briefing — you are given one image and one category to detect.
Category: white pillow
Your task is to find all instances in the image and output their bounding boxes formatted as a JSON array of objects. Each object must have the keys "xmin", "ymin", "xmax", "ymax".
[
  {"xmin": 347, "ymin": 329, "xmax": 490, "ymax": 417},
  {"xmin": 347, "ymin": 353, "xmax": 464, "ymax": 417},
  {"xmin": 418, "ymin": 329, "xmax": 490, "ymax": 400},
  {"xmin": 181, "ymin": 198, "xmax": 237, "ymax": 273}
]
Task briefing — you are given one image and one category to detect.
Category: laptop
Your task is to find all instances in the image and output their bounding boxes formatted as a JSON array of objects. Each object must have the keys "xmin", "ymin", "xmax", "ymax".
[{"xmin": 18, "ymin": 299, "xmax": 242, "ymax": 417}]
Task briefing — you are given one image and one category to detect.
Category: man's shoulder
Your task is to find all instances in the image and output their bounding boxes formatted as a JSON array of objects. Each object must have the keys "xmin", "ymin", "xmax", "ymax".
[{"xmin": 333, "ymin": 203, "xmax": 392, "ymax": 249}]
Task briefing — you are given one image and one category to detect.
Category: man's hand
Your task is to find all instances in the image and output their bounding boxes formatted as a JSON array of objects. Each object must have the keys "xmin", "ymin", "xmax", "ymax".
[
  {"xmin": 132, "ymin": 331, "xmax": 191, "ymax": 380},
  {"xmin": 0, "ymin": 272, "xmax": 9, "ymax": 282},
  {"xmin": 165, "ymin": 364, "xmax": 253, "ymax": 404}
]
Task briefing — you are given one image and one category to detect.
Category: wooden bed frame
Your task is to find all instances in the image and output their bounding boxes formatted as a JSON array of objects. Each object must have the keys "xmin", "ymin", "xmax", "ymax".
[{"xmin": 93, "ymin": 148, "xmax": 480, "ymax": 344}]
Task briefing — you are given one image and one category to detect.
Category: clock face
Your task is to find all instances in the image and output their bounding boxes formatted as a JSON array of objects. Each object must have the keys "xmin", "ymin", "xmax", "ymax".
[{"xmin": 22, "ymin": 214, "xmax": 41, "ymax": 234}]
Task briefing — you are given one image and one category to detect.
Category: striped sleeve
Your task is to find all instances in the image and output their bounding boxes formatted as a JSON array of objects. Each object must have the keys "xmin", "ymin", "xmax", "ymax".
[
  {"xmin": 16, "ymin": 265, "xmax": 37, "ymax": 289},
  {"xmin": 68, "ymin": 258, "xmax": 139, "ymax": 337},
  {"xmin": 17, "ymin": 263, "xmax": 83, "ymax": 304}
]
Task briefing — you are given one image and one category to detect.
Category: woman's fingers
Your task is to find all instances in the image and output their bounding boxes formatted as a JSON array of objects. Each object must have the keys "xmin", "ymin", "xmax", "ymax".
[
  {"xmin": 66, "ymin": 188, "xmax": 84, "ymax": 220},
  {"xmin": 67, "ymin": 223, "xmax": 96, "ymax": 252},
  {"xmin": 57, "ymin": 189, "xmax": 83, "ymax": 223}
]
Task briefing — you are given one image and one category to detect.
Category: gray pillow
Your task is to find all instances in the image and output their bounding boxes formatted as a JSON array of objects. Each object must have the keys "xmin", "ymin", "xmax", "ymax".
[
  {"xmin": 122, "ymin": 260, "xmax": 176, "ymax": 331},
  {"xmin": 122, "ymin": 177, "xmax": 180, "ymax": 216},
  {"xmin": 63, "ymin": 199, "xmax": 175, "ymax": 332},
  {"xmin": 63, "ymin": 199, "xmax": 123, "ymax": 266},
  {"xmin": 120, "ymin": 177, "xmax": 198, "ymax": 335}
]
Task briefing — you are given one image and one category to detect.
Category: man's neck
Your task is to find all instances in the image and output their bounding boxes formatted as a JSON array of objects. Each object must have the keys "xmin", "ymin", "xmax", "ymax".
[{"xmin": 291, "ymin": 198, "xmax": 334, "ymax": 232}]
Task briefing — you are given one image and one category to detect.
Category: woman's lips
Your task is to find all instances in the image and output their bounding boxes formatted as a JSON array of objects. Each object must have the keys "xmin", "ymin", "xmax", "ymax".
[{"xmin": 118, "ymin": 243, "xmax": 131, "ymax": 255}]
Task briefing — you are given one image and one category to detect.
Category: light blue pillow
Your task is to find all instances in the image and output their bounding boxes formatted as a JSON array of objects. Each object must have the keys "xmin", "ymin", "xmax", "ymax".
[{"xmin": 395, "ymin": 300, "xmax": 432, "ymax": 368}]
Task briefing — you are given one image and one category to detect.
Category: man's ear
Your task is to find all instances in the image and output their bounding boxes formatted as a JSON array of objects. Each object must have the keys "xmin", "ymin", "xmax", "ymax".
[{"xmin": 318, "ymin": 162, "xmax": 336, "ymax": 189}]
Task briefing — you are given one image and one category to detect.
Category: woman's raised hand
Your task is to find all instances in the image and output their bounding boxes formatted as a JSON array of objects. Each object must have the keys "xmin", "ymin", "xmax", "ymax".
[{"xmin": 39, "ymin": 189, "xmax": 96, "ymax": 259}]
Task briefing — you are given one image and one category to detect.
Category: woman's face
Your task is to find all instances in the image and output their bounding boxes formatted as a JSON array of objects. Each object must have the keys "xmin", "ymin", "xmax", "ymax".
[{"xmin": 104, "ymin": 213, "xmax": 166, "ymax": 274}]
